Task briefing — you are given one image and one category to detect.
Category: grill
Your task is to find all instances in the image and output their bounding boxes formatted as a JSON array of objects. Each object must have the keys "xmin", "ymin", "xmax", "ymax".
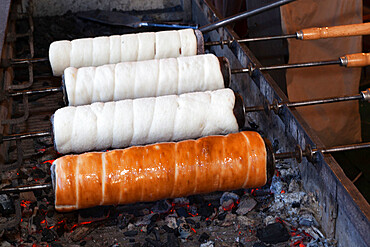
[{"xmin": 0, "ymin": 0, "xmax": 369, "ymax": 246}]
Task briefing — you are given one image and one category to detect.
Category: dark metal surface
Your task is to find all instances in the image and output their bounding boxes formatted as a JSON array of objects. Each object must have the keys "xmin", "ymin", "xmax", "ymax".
[
  {"xmin": 76, "ymin": 10, "xmax": 198, "ymax": 29},
  {"xmin": 0, "ymin": 0, "xmax": 11, "ymax": 57},
  {"xmin": 199, "ymin": 0, "xmax": 296, "ymax": 32}
]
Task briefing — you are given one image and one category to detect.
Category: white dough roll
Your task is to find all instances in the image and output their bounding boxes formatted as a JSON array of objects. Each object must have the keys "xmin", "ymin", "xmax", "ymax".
[
  {"xmin": 63, "ymin": 54, "xmax": 226, "ymax": 106},
  {"xmin": 52, "ymin": 89, "xmax": 240, "ymax": 154},
  {"xmin": 49, "ymin": 29, "xmax": 200, "ymax": 76}
]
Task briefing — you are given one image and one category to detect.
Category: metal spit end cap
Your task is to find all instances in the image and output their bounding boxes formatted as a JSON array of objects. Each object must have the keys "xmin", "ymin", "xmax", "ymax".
[
  {"xmin": 361, "ymin": 88, "xmax": 370, "ymax": 102},
  {"xmin": 296, "ymin": 31, "xmax": 303, "ymax": 40}
]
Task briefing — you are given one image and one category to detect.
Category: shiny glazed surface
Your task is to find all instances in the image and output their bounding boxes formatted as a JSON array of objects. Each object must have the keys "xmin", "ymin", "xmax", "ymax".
[{"xmin": 53, "ymin": 131, "xmax": 267, "ymax": 211}]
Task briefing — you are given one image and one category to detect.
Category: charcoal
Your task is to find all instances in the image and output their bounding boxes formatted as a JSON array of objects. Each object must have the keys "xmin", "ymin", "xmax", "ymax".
[
  {"xmin": 32, "ymin": 168, "xmax": 46, "ymax": 179},
  {"xmin": 51, "ymin": 243, "xmax": 63, "ymax": 247},
  {"xmin": 162, "ymin": 225, "xmax": 174, "ymax": 233},
  {"xmin": 185, "ymin": 218, "xmax": 195, "ymax": 225},
  {"xmin": 39, "ymin": 204, "xmax": 48, "ymax": 212},
  {"xmin": 118, "ymin": 213, "xmax": 133, "ymax": 229},
  {"xmin": 253, "ymin": 242, "xmax": 267, "ymax": 247},
  {"xmin": 292, "ymin": 202, "xmax": 300, "ymax": 208},
  {"xmin": 173, "ymin": 197, "xmax": 190, "ymax": 205},
  {"xmin": 194, "ymin": 222, "xmax": 200, "ymax": 229},
  {"xmin": 0, "ymin": 194, "xmax": 14, "ymax": 216},
  {"xmin": 198, "ymin": 207, "xmax": 213, "ymax": 219},
  {"xmin": 256, "ymin": 222, "xmax": 290, "ymax": 244},
  {"xmin": 166, "ymin": 233, "xmax": 180, "ymax": 247},
  {"xmin": 147, "ymin": 222, "xmax": 156, "ymax": 234},
  {"xmin": 299, "ymin": 213, "xmax": 318, "ymax": 227},
  {"xmin": 177, "ymin": 222, "xmax": 191, "ymax": 239},
  {"xmin": 123, "ymin": 230, "xmax": 138, "ymax": 237},
  {"xmin": 79, "ymin": 206, "xmax": 108, "ymax": 219},
  {"xmin": 237, "ymin": 216, "xmax": 255, "ymax": 227},
  {"xmin": 145, "ymin": 237, "xmax": 162, "ymax": 247},
  {"xmin": 200, "ymin": 240, "xmax": 214, "ymax": 247},
  {"xmin": 55, "ymin": 222, "xmax": 66, "ymax": 237},
  {"xmin": 219, "ymin": 213, "xmax": 236, "ymax": 227},
  {"xmin": 221, "ymin": 199, "xmax": 235, "ymax": 211},
  {"xmin": 47, "ymin": 209, "xmax": 55, "ymax": 218},
  {"xmin": 152, "ymin": 227, "xmax": 160, "ymax": 241},
  {"xmin": 206, "ymin": 220, "xmax": 212, "ymax": 226},
  {"xmin": 41, "ymin": 228, "xmax": 56, "ymax": 242},
  {"xmin": 220, "ymin": 192, "xmax": 239, "ymax": 211},
  {"xmin": 151, "ymin": 200, "xmax": 172, "ymax": 214},
  {"xmin": 188, "ymin": 205, "xmax": 198, "ymax": 217},
  {"xmin": 175, "ymin": 207, "xmax": 189, "ymax": 218},
  {"xmin": 236, "ymin": 197, "xmax": 257, "ymax": 215},
  {"xmin": 164, "ymin": 216, "xmax": 177, "ymax": 229},
  {"xmin": 198, "ymin": 232, "xmax": 210, "ymax": 243},
  {"xmin": 150, "ymin": 213, "xmax": 160, "ymax": 223},
  {"xmin": 79, "ymin": 241, "xmax": 87, "ymax": 246},
  {"xmin": 129, "ymin": 239, "xmax": 135, "ymax": 242},
  {"xmin": 133, "ymin": 243, "xmax": 141, "ymax": 247},
  {"xmin": 33, "ymin": 189, "xmax": 43, "ymax": 199},
  {"xmin": 217, "ymin": 212, "xmax": 226, "ymax": 221},
  {"xmin": 33, "ymin": 215, "xmax": 45, "ymax": 231}
]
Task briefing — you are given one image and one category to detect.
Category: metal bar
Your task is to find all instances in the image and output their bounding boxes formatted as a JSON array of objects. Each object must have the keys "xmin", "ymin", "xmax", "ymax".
[
  {"xmin": 285, "ymin": 94, "xmax": 363, "ymax": 108},
  {"xmin": 199, "ymin": 0, "xmax": 297, "ymax": 33},
  {"xmin": 8, "ymin": 87, "xmax": 62, "ymax": 97},
  {"xmin": 237, "ymin": 34, "xmax": 297, "ymax": 43},
  {"xmin": 231, "ymin": 59, "xmax": 342, "ymax": 74},
  {"xmin": 318, "ymin": 142, "xmax": 370, "ymax": 154},
  {"xmin": 275, "ymin": 142, "xmax": 370, "ymax": 161},
  {"xmin": 1, "ymin": 131, "xmax": 51, "ymax": 142},
  {"xmin": 204, "ymin": 34, "xmax": 297, "ymax": 47},
  {"xmin": 0, "ymin": 183, "xmax": 52, "ymax": 194},
  {"xmin": 244, "ymin": 105, "xmax": 265, "ymax": 112},
  {"xmin": 11, "ymin": 57, "xmax": 48, "ymax": 65}
]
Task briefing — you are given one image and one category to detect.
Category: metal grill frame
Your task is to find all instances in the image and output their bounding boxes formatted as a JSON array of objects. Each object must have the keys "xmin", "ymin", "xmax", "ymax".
[{"xmin": 191, "ymin": 0, "xmax": 369, "ymax": 246}]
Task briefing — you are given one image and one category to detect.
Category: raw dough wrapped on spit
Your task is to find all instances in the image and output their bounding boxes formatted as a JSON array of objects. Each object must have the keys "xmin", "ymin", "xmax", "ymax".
[
  {"xmin": 49, "ymin": 29, "xmax": 199, "ymax": 76},
  {"xmin": 52, "ymin": 89, "xmax": 240, "ymax": 154},
  {"xmin": 63, "ymin": 54, "xmax": 225, "ymax": 106}
]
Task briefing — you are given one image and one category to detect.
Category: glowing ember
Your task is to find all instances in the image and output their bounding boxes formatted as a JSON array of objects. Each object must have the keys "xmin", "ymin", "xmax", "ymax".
[
  {"xmin": 42, "ymin": 160, "xmax": 55, "ymax": 164},
  {"xmin": 20, "ymin": 200, "xmax": 32, "ymax": 208}
]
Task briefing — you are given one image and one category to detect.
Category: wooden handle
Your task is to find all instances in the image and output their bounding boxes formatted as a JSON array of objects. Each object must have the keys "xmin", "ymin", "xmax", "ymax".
[
  {"xmin": 341, "ymin": 53, "xmax": 370, "ymax": 67},
  {"xmin": 298, "ymin": 23, "xmax": 370, "ymax": 40}
]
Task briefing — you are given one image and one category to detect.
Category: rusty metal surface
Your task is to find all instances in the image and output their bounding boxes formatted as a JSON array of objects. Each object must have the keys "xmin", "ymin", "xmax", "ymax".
[
  {"xmin": 0, "ymin": 0, "xmax": 11, "ymax": 57},
  {"xmin": 194, "ymin": 0, "xmax": 369, "ymax": 245}
]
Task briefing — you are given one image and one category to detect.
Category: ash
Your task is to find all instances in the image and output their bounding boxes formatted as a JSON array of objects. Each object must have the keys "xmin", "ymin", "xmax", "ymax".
[{"xmin": 0, "ymin": 152, "xmax": 336, "ymax": 247}]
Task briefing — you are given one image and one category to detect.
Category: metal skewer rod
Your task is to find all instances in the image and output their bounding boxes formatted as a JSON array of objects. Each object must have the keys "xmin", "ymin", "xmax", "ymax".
[
  {"xmin": 232, "ymin": 52, "xmax": 370, "ymax": 75},
  {"xmin": 205, "ymin": 22, "xmax": 370, "ymax": 46},
  {"xmin": 0, "ymin": 57, "xmax": 49, "ymax": 68},
  {"xmin": 319, "ymin": 142, "xmax": 370, "ymax": 154},
  {"xmin": 231, "ymin": 59, "xmax": 341, "ymax": 74},
  {"xmin": 0, "ymin": 131, "xmax": 51, "ymax": 143},
  {"xmin": 244, "ymin": 88, "xmax": 369, "ymax": 114},
  {"xmin": 274, "ymin": 142, "xmax": 370, "ymax": 163},
  {"xmin": 7, "ymin": 87, "xmax": 62, "ymax": 97},
  {"xmin": 199, "ymin": 0, "xmax": 296, "ymax": 33},
  {"xmin": 0, "ymin": 183, "xmax": 52, "ymax": 194}
]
